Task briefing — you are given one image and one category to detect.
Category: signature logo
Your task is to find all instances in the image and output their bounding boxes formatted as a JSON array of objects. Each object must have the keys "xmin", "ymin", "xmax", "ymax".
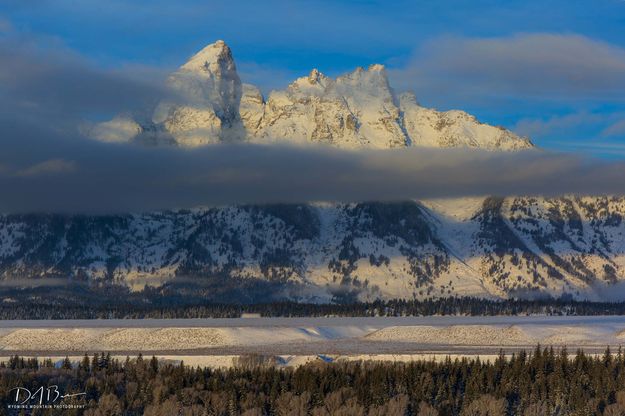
[{"xmin": 7, "ymin": 386, "xmax": 86, "ymax": 409}]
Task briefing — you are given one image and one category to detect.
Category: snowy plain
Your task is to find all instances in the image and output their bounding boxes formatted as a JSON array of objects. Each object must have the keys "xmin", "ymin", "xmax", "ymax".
[{"xmin": 1, "ymin": 316, "xmax": 624, "ymax": 367}]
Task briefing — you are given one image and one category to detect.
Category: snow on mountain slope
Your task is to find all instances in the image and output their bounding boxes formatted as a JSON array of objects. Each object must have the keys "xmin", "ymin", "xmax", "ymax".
[
  {"xmin": 152, "ymin": 40, "xmax": 244, "ymax": 146},
  {"xmin": 89, "ymin": 40, "xmax": 532, "ymax": 150},
  {"xmin": 399, "ymin": 93, "xmax": 533, "ymax": 150},
  {"xmin": 2, "ymin": 198, "xmax": 625, "ymax": 301},
  {"xmin": 250, "ymin": 65, "xmax": 408, "ymax": 148}
]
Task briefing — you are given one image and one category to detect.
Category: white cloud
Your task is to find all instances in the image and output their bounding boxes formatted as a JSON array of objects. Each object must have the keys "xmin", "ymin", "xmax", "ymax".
[
  {"xmin": 512, "ymin": 111, "xmax": 625, "ymax": 149},
  {"xmin": 514, "ymin": 112, "xmax": 607, "ymax": 138},
  {"xmin": 391, "ymin": 33, "xmax": 625, "ymax": 105}
]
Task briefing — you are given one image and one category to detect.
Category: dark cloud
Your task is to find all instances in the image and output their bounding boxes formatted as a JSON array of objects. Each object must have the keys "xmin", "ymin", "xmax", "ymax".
[
  {"xmin": 1, "ymin": 118, "xmax": 625, "ymax": 214},
  {"xmin": 14, "ymin": 159, "xmax": 77, "ymax": 177},
  {"xmin": 0, "ymin": 31, "xmax": 172, "ymax": 126}
]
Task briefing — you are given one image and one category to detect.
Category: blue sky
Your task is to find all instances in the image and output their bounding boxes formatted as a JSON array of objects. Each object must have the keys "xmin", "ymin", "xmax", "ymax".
[{"xmin": 2, "ymin": 0, "xmax": 625, "ymax": 156}]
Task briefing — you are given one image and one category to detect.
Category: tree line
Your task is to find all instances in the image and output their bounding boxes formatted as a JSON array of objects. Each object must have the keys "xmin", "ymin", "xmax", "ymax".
[
  {"xmin": 2, "ymin": 347, "xmax": 625, "ymax": 415},
  {"xmin": 2, "ymin": 296, "xmax": 625, "ymax": 319}
]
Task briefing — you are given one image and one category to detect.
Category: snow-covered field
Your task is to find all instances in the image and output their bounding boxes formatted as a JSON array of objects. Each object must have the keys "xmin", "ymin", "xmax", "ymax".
[
  {"xmin": 1, "ymin": 316, "xmax": 625, "ymax": 366},
  {"xmin": 0, "ymin": 323, "xmax": 619, "ymax": 352},
  {"xmin": 0, "ymin": 326, "xmax": 374, "ymax": 352}
]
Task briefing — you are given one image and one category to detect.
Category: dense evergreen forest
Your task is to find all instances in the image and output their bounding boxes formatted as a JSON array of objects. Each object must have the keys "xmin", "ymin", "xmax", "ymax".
[
  {"xmin": 2, "ymin": 347, "xmax": 625, "ymax": 415},
  {"xmin": 3, "ymin": 296, "xmax": 625, "ymax": 319}
]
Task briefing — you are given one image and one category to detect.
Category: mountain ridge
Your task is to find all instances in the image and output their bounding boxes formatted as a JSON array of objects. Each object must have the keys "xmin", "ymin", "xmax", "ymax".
[
  {"xmin": 15, "ymin": 41, "xmax": 625, "ymax": 303},
  {"xmin": 89, "ymin": 40, "xmax": 533, "ymax": 150},
  {"xmin": 2, "ymin": 197, "xmax": 625, "ymax": 302}
]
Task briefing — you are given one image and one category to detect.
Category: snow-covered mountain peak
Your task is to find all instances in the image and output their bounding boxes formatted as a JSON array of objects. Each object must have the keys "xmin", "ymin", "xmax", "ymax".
[
  {"xmin": 90, "ymin": 40, "xmax": 533, "ymax": 151},
  {"xmin": 288, "ymin": 69, "xmax": 331, "ymax": 96},
  {"xmin": 337, "ymin": 63, "xmax": 390, "ymax": 87},
  {"xmin": 307, "ymin": 68, "xmax": 328, "ymax": 85},
  {"xmin": 180, "ymin": 40, "xmax": 234, "ymax": 75},
  {"xmin": 368, "ymin": 63, "xmax": 385, "ymax": 72},
  {"xmin": 170, "ymin": 40, "xmax": 241, "ymax": 110},
  {"xmin": 146, "ymin": 40, "xmax": 243, "ymax": 147}
]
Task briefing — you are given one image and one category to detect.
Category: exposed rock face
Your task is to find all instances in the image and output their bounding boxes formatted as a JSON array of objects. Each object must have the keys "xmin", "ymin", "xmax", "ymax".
[
  {"xmin": 2, "ymin": 197, "xmax": 625, "ymax": 301},
  {"xmin": 90, "ymin": 40, "xmax": 532, "ymax": 150},
  {"xmin": 239, "ymin": 84, "xmax": 265, "ymax": 132}
]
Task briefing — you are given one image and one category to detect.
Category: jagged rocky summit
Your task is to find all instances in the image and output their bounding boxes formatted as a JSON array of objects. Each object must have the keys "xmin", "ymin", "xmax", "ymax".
[{"xmin": 89, "ymin": 40, "xmax": 533, "ymax": 150}]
